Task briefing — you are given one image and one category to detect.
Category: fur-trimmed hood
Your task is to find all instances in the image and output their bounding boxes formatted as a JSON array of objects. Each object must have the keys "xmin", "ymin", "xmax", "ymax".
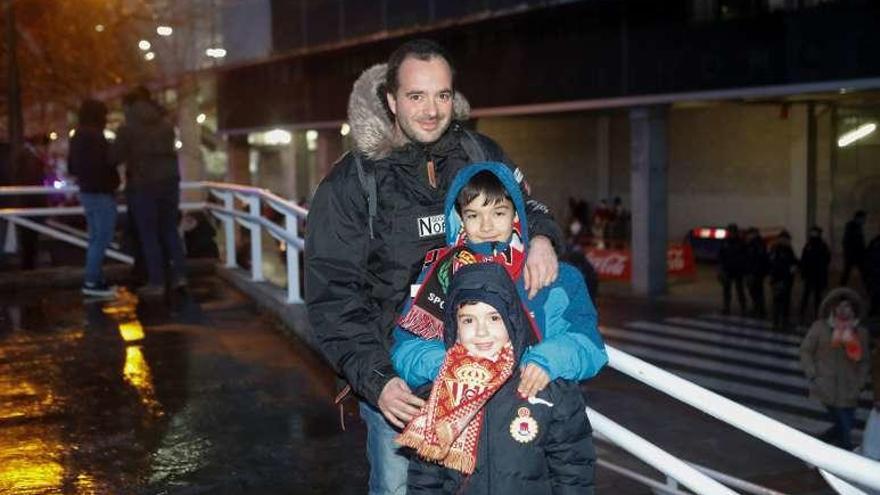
[
  {"xmin": 818, "ymin": 287, "xmax": 867, "ymax": 321},
  {"xmin": 347, "ymin": 63, "xmax": 472, "ymax": 161}
]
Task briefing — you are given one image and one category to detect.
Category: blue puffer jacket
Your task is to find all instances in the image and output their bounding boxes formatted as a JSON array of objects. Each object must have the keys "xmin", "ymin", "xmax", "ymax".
[{"xmin": 391, "ymin": 162, "xmax": 607, "ymax": 388}]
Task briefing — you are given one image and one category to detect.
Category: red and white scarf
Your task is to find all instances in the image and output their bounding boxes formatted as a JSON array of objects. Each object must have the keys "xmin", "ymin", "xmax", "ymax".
[
  {"xmin": 396, "ymin": 342, "xmax": 515, "ymax": 474},
  {"xmin": 829, "ymin": 316, "xmax": 862, "ymax": 362}
]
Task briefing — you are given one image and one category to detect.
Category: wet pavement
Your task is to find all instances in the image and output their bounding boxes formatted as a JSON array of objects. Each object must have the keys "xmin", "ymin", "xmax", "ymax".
[
  {"xmin": 0, "ymin": 275, "xmax": 837, "ymax": 494},
  {"xmin": 0, "ymin": 279, "xmax": 368, "ymax": 494}
]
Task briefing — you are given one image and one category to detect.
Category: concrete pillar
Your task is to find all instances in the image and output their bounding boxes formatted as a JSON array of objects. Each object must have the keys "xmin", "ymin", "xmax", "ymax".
[
  {"xmin": 788, "ymin": 105, "xmax": 809, "ymax": 251},
  {"xmin": 596, "ymin": 116, "xmax": 611, "ymax": 201},
  {"xmin": 226, "ymin": 135, "xmax": 251, "ymax": 185},
  {"xmin": 629, "ymin": 106, "xmax": 668, "ymax": 296}
]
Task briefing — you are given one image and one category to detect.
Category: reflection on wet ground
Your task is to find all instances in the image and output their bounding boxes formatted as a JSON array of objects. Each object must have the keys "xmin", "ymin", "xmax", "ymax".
[{"xmin": 0, "ymin": 278, "xmax": 367, "ymax": 494}]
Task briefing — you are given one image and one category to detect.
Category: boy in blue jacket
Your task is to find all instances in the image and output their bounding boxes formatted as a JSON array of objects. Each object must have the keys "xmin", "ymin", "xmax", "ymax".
[{"xmin": 392, "ymin": 162, "xmax": 607, "ymax": 398}]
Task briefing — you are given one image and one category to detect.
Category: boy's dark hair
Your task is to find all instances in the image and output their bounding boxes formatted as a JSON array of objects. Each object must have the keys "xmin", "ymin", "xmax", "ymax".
[
  {"xmin": 455, "ymin": 171, "xmax": 512, "ymax": 214},
  {"xmin": 385, "ymin": 39, "xmax": 455, "ymax": 96}
]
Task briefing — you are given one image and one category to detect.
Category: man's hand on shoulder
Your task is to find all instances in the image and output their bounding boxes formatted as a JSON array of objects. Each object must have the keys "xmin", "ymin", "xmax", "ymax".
[
  {"xmin": 524, "ymin": 235, "xmax": 559, "ymax": 299},
  {"xmin": 377, "ymin": 377, "xmax": 426, "ymax": 428}
]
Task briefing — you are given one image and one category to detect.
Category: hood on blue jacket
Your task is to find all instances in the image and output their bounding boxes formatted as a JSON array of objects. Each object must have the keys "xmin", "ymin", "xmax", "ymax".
[
  {"xmin": 444, "ymin": 162, "xmax": 529, "ymax": 251},
  {"xmin": 442, "ymin": 263, "xmax": 538, "ymax": 362}
]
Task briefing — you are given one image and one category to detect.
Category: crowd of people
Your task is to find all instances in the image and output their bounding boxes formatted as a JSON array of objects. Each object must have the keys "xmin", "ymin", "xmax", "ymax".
[
  {"xmin": 715, "ymin": 215, "xmax": 879, "ymax": 456},
  {"xmin": 567, "ymin": 196, "xmax": 630, "ymax": 249},
  {"xmin": 717, "ymin": 212, "xmax": 880, "ymax": 331}
]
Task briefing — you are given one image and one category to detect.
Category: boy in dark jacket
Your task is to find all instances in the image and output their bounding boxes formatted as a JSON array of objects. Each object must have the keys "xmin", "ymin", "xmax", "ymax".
[{"xmin": 399, "ymin": 262, "xmax": 595, "ymax": 494}]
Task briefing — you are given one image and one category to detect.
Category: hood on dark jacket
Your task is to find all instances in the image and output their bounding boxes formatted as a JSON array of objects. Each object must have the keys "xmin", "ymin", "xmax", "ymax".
[
  {"xmin": 442, "ymin": 263, "xmax": 538, "ymax": 362},
  {"xmin": 347, "ymin": 63, "xmax": 472, "ymax": 161},
  {"xmin": 443, "ymin": 162, "xmax": 529, "ymax": 251}
]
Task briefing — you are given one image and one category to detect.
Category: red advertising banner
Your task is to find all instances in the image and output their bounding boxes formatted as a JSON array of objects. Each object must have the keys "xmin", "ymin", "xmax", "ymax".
[{"xmin": 585, "ymin": 243, "xmax": 696, "ymax": 281}]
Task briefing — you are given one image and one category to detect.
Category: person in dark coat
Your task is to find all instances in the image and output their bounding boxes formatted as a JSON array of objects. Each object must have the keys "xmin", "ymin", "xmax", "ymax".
[
  {"xmin": 768, "ymin": 231, "xmax": 798, "ymax": 331},
  {"xmin": 112, "ymin": 86, "xmax": 188, "ymax": 296},
  {"xmin": 718, "ymin": 223, "xmax": 748, "ymax": 315},
  {"xmin": 800, "ymin": 226, "xmax": 832, "ymax": 321},
  {"xmin": 68, "ymin": 99, "xmax": 120, "ymax": 297},
  {"xmin": 744, "ymin": 227, "xmax": 769, "ymax": 318},
  {"xmin": 865, "ymin": 231, "xmax": 880, "ymax": 317},
  {"xmin": 840, "ymin": 211, "xmax": 867, "ymax": 287},
  {"xmin": 401, "ymin": 263, "xmax": 595, "ymax": 494}
]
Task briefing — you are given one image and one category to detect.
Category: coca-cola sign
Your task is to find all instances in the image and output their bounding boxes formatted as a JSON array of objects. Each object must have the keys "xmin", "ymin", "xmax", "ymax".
[
  {"xmin": 585, "ymin": 243, "xmax": 696, "ymax": 281},
  {"xmin": 586, "ymin": 250, "xmax": 630, "ymax": 279}
]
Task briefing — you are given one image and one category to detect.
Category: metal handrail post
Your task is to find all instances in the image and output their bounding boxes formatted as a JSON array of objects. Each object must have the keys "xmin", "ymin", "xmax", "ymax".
[
  {"xmin": 248, "ymin": 194, "xmax": 264, "ymax": 282},
  {"xmin": 221, "ymin": 191, "xmax": 236, "ymax": 268},
  {"xmin": 285, "ymin": 212, "xmax": 301, "ymax": 303}
]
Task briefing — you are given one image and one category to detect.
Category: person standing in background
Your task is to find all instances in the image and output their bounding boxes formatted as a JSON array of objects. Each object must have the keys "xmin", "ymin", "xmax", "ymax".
[
  {"xmin": 68, "ymin": 99, "xmax": 120, "ymax": 297},
  {"xmin": 112, "ymin": 86, "xmax": 188, "ymax": 297},
  {"xmin": 841, "ymin": 211, "xmax": 867, "ymax": 287},
  {"xmin": 800, "ymin": 226, "xmax": 832, "ymax": 322},
  {"xmin": 768, "ymin": 231, "xmax": 798, "ymax": 331},
  {"xmin": 718, "ymin": 223, "xmax": 748, "ymax": 316},
  {"xmin": 744, "ymin": 227, "xmax": 769, "ymax": 318}
]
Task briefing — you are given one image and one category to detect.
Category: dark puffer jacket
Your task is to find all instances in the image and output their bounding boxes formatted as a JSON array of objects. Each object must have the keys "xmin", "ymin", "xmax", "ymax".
[
  {"xmin": 304, "ymin": 64, "xmax": 563, "ymax": 406},
  {"xmin": 408, "ymin": 263, "xmax": 595, "ymax": 494}
]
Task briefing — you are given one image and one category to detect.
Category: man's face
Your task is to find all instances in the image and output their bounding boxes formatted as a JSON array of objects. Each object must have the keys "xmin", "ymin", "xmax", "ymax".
[
  {"xmin": 461, "ymin": 194, "xmax": 516, "ymax": 244},
  {"xmin": 456, "ymin": 301, "xmax": 510, "ymax": 360},
  {"xmin": 386, "ymin": 56, "xmax": 454, "ymax": 144}
]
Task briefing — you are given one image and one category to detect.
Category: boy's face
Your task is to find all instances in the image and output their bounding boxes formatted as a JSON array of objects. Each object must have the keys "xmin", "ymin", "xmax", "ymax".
[
  {"xmin": 461, "ymin": 194, "xmax": 517, "ymax": 244},
  {"xmin": 456, "ymin": 301, "xmax": 510, "ymax": 359}
]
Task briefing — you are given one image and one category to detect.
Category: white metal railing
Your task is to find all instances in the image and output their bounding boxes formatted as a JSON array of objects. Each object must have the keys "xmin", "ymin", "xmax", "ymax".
[
  {"xmin": 603, "ymin": 345, "xmax": 880, "ymax": 494},
  {"xmin": 2, "ymin": 182, "xmax": 879, "ymax": 494},
  {"xmin": 0, "ymin": 181, "xmax": 308, "ymax": 303}
]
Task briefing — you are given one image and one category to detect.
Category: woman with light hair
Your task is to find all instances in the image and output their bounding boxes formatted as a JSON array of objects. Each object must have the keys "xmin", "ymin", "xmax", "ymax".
[{"xmin": 799, "ymin": 287, "xmax": 871, "ymax": 450}]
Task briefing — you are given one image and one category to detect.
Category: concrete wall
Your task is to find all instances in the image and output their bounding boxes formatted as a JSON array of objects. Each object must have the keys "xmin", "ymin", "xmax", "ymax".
[{"xmin": 477, "ymin": 113, "xmax": 631, "ymax": 224}]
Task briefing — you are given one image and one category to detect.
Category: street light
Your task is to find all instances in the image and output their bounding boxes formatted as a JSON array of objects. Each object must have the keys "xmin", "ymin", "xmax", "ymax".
[
  {"xmin": 156, "ymin": 25, "xmax": 173, "ymax": 36},
  {"xmin": 144, "ymin": 51, "xmax": 155, "ymax": 61},
  {"xmin": 138, "ymin": 39, "xmax": 151, "ymax": 51},
  {"xmin": 206, "ymin": 47, "xmax": 226, "ymax": 58},
  {"xmin": 94, "ymin": 24, "xmax": 105, "ymax": 32},
  {"xmin": 196, "ymin": 113, "xmax": 207, "ymax": 124}
]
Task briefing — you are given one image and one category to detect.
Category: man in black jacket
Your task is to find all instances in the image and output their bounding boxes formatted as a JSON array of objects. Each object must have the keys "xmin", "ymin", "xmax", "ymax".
[
  {"xmin": 799, "ymin": 226, "xmax": 831, "ymax": 321},
  {"xmin": 718, "ymin": 223, "xmax": 748, "ymax": 315},
  {"xmin": 305, "ymin": 39, "xmax": 563, "ymax": 494}
]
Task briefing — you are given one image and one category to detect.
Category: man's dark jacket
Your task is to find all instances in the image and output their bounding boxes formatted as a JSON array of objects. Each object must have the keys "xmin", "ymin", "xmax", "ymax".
[
  {"xmin": 407, "ymin": 263, "xmax": 595, "ymax": 494},
  {"xmin": 111, "ymin": 100, "xmax": 179, "ymax": 190},
  {"xmin": 800, "ymin": 237, "xmax": 831, "ymax": 284},
  {"xmin": 304, "ymin": 64, "xmax": 563, "ymax": 407}
]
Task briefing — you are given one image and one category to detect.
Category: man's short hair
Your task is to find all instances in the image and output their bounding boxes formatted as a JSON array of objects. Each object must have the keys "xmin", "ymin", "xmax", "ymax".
[
  {"xmin": 455, "ymin": 171, "xmax": 512, "ymax": 214},
  {"xmin": 385, "ymin": 39, "xmax": 455, "ymax": 96}
]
